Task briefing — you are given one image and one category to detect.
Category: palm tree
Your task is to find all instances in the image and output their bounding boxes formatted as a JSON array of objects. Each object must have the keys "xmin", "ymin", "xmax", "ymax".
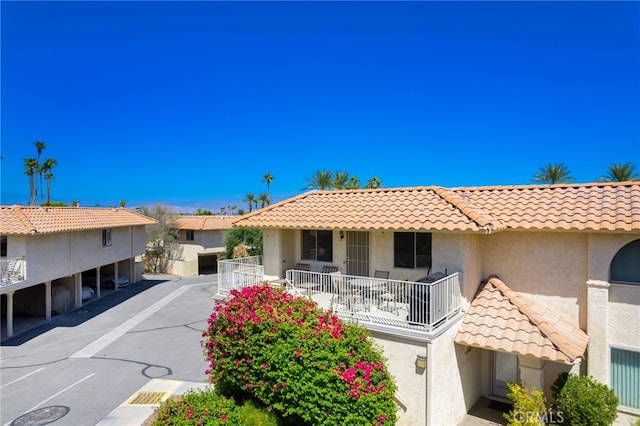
[
  {"xmin": 33, "ymin": 140, "xmax": 46, "ymax": 201},
  {"xmin": 244, "ymin": 193, "xmax": 255, "ymax": 213},
  {"xmin": 598, "ymin": 162, "xmax": 640, "ymax": 182},
  {"xmin": 346, "ymin": 176, "xmax": 361, "ymax": 189},
  {"xmin": 258, "ymin": 193, "xmax": 269, "ymax": 208},
  {"xmin": 40, "ymin": 158, "xmax": 57, "ymax": 205},
  {"xmin": 253, "ymin": 199, "xmax": 259, "ymax": 211},
  {"xmin": 24, "ymin": 158, "xmax": 38, "ymax": 205},
  {"xmin": 333, "ymin": 171, "xmax": 349, "ymax": 189},
  {"xmin": 262, "ymin": 173, "xmax": 274, "ymax": 205},
  {"xmin": 365, "ymin": 177, "xmax": 383, "ymax": 189},
  {"xmin": 304, "ymin": 170, "xmax": 334, "ymax": 190},
  {"xmin": 532, "ymin": 163, "xmax": 574, "ymax": 184},
  {"xmin": 119, "ymin": 200, "xmax": 127, "ymax": 208}
]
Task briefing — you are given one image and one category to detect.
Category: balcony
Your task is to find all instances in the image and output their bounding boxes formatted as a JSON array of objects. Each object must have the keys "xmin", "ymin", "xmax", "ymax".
[
  {"xmin": 216, "ymin": 257, "xmax": 463, "ymax": 337},
  {"xmin": 285, "ymin": 270, "xmax": 463, "ymax": 337},
  {"xmin": 1, "ymin": 257, "xmax": 26, "ymax": 288}
]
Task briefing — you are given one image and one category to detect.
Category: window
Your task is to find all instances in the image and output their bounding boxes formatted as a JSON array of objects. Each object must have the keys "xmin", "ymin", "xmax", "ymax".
[
  {"xmin": 102, "ymin": 229, "xmax": 112, "ymax": 247},
  {"xmin": 394, "ymin": 232, "xmax": 432, "ymax": 269},
  {"xmin": 186, "ymin": 230, "xmax": 195, "ymax": 241},
  {"xmin": 301, "ymin": 230, "xmax": 333, "ymax": 262},
  {"xmin": 1, "ymin": 236, "xmax": 6, "ymax": 257},
  {"xmin": 611, "ymin": 347, "xmax": 640, "ymax": 409},
  {"xmin": 610, "ymin": 239, "xmax": 640, "ymax": 284}
]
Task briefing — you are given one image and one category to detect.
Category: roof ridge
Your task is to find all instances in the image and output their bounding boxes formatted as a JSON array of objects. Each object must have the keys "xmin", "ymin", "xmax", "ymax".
[
  {"xmin": 452, "ymin": 180, "xmax": 639, "ymax": 192},
  {"xmin": 488, "ymin": 276, "xmax": 588, "ymax": 362},
  {"xmin": 12, "ymin": 205, "xmax": 36, "ymax": 234},
  {"xmin": 433, "ymin": 187, "xmax": 507, "ymax": 233}
]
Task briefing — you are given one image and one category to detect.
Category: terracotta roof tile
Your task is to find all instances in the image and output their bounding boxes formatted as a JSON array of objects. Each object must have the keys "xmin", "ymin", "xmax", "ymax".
[
  {"xmin": 233, "ymin": 182, "xmax": 640, "ymax": 233},
  {"xmin": 454, "ymin": 277, "xmax": 589, "ymax": 364},
  {"xmin": 176, "ymin": 215, "xmax": 236, "ymax": 230},
  {"xmin": 0, "ymin": 206, "xmax": 157, "ymax": 235}
]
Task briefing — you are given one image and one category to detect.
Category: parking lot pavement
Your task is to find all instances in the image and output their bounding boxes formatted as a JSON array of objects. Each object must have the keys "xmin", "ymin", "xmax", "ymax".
[{"xmin": 1, "ymin": 274, "xmax": 219, "ymax": 426}]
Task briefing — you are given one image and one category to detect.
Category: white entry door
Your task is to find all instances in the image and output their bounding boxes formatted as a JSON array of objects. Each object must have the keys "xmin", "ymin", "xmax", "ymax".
[{"xmin": 493, "ymin": 351, "xmax": 518, "ymax": 398}]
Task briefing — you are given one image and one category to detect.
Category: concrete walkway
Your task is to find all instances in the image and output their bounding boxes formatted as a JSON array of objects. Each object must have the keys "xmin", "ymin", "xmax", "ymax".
[{"xmin": 96, "ymin": 379, "xmax": 209, "ymax": 425}]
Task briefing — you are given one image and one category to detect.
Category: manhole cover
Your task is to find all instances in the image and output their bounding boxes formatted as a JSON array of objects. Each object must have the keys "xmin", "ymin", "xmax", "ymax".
[
  {"xmin": 11, "ymin": 405, "xmax": 69, "ymax": 426},
  {"xmin": 127, "ymin": 391, "xmax": 168, "ymax": 405}
]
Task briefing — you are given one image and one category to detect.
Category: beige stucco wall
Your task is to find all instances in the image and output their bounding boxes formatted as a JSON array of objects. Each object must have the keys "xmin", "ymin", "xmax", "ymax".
[
  {"xmin": 480, "ymin": 231, "xmax": 588, "ymax": 329},
  {"xmin": 427, "ymin": 321, "xmax": 479, "ymax": 426},
  {"xmin": 2, "ymin": 226, "xmax": 147, "ymax": 294},
  {"xmin": 369, "ymin": 331, "xmax": 428, "ymax": 426}
]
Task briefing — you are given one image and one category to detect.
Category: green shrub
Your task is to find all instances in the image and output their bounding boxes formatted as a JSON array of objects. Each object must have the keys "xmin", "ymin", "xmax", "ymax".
[
  {"xmin": 504, "ymin": 381, "xmax": 547, "ymax": 425},
  {"xmin": 202, "ymin": 285, "xmax": 397, "ymax": 426},
  {"xmin": 551, "ymin": 372, "xmax": 619, "ymax": 425},
  {"xmin": 152, "ymin": 387, "xmax": 242, "ymax": 425}
]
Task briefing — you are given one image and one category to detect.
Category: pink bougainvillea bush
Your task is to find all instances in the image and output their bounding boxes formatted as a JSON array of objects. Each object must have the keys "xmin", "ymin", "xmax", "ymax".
[{"xmin": 202, "ymin": 285, "xmax": 397, "ymax": 426}]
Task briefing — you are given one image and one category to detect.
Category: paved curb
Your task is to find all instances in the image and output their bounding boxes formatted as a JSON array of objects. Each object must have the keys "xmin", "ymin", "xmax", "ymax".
[{"xmin": 96, "ymin": 379, "xmax": 209, "ymax": 426}]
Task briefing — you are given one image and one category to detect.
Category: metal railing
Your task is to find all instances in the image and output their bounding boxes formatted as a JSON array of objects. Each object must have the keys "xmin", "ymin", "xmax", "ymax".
[
  {"xmin": 1, "ymin": 257, "xmax": 26, "ymax": 288},
  {"xmin": 286, "ymin": 270, "xmax": 462, "ymax": 332},
  {"xmin": 217, "ymin": 256, "xmax": 264, "ymax": 295}
]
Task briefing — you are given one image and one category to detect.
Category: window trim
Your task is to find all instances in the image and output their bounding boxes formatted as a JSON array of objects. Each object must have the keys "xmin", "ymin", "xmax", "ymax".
[
  {"xmin": 393, "ymin": 232, "xmax": 432, "ymax": 269},
  {"xmin": 301, "ymin": 229, "xmax": 333, "ymax": 262},
  {"xmin": 102, "ymin": 228, "xmax": 112, "ymax": 247}
]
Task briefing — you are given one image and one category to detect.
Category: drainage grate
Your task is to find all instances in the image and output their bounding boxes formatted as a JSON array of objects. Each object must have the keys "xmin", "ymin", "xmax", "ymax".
[{"xmin": 127, "ymin": 391, "xmax": 168, "ymax": 405}]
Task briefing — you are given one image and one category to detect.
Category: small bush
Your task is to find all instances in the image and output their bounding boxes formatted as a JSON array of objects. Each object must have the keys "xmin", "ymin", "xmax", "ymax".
[
  {"xmin": 151, "ymin": 387, "xmax": 242, "ymax": 425},
  {"xmin": 202, "ymin": 285, "xmax": 397, "ymax": 426},
  {"xmin": 551, "ymin": 372, "xmax": 619, "ymax": 425},
  {"xmin": 504, "ymin": 381, "xmax": 547, "ymax": 425},
  {"xmin": 152, "ymin": 388, "xmax": 279, "ymax": 426}
]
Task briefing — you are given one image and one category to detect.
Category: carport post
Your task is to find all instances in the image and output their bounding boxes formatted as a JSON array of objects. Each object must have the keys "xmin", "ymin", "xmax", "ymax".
[
  {"xmin": 114, "ymin": 262, "xmax": 119, "ymax": 290},
  {"xmin": 74, "ymin": 273, "xmax": 82, "ymax": 308},
  {"xmin": 96, "ymin": 266, "xmax": 101, "ymax": 298},
  {"xmin": 45, "ymin": 281, "xmax": 52, "ymax": 320},
  {"xmin": 5, "ymin": 291, "xmax": 14, "ymax": 337}
]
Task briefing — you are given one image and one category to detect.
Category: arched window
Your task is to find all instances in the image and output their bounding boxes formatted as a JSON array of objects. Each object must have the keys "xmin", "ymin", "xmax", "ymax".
[{"xmin": 610, "ymin": 239, "xmax": 640, "ymax": 284}]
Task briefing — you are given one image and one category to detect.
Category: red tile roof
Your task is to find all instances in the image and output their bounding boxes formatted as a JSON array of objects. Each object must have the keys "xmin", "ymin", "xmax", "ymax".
[
  {"xmin": 232, "ymin": 182, "xmax": 640, "ymax": 233},
  {"xmin": 176, "ymin": 215, "xmax": 236, "ymax": 230},
  {"xmin": 454, "ymin": 277, "xmax": 589, "ymax": 364},
  {"xmin": 0, "ymin": 206, "xmax": 157, "ymax": 235}
]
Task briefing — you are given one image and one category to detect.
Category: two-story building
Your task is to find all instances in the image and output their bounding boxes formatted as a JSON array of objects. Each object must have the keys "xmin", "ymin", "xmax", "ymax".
[
  {"xmin": 166, "ymin": 215, "xmax": 236, "ymax": 276},
  {"xmin": 228, "ymin": 182, "xmax": 640, "ymax": 425},
  {"xmin": 1, "ymin": 205, "xmax": 156, "ymax": 340}
]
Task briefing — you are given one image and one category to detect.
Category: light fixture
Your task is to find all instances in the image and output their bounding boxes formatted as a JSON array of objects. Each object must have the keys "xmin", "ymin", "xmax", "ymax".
[
  {"xmin": 339, "ymin": 231, "xmax": 344, "ymax": 241},
  {"xmin": 415, "ymin": 354, "xmax": 427, "ymax": 369}
]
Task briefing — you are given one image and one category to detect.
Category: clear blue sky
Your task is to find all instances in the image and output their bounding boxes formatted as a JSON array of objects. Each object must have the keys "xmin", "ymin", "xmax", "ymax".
[{"xmin": 2, "ymin": 1, "xmax": 639, "ymax": 212}]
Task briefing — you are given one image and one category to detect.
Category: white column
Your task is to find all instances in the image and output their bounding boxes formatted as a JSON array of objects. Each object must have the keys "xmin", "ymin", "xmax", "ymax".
[
  {"xmin": 518, "ymin": 355, "xmax": 545, "ymax": 391},
  {"xmin": 96, "ymin": 266, "xmax": 101, "ymax": 298},
  {"xmin": 44, "ymin": 281, "xmax": 52, "ymax": 320},
  {"xmin": 74, "ymin": 273, "xmax": 82, "ymax": 308},
  {"xmin": 5, "ymin": 291, "xmax": 14, "ymax": 338},
  {"xmin": 587, "ymin": 279, "xmax": 610, "ymax": 385},
  {"xmin": 114, "ymin": 262, "xmax": 119, "ymax": 290}
]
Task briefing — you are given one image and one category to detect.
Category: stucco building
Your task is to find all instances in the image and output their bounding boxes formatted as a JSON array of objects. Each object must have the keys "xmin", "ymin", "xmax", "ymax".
[
  {"xmin": 230, "ymin": 181, "xmax": 640, "ymax": 425},
  {"xmin": 1, "ymin": 206, "xmax": 156, "ymax": 340},
  {"xmin": 167, "ymin": 215, "xmax": 236, "ymax": 276}
]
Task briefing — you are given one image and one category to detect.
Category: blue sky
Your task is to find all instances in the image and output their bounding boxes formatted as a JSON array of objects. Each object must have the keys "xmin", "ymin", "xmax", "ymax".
[{"xmin": 2, "ymin": 1, "xmax": 639, "ymax": 212}]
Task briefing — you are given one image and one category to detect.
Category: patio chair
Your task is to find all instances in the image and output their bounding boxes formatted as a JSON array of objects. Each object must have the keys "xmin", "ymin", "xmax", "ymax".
[
  {"xmin": 321, "ymin": 265, "xmax": 339, "ymax": 274},
  {"xmin": 331, "ymin": 271, "xmax": 364, "ymax": 310},
  {"xmin": 374, "ymin": 270, "xmax": 390, "ymax": 279},
  {"xmin": 294, "ymin": 263, "xmax": 310, "ymax": 271},
  {"xmin": 379, "ymin": 281, "xmax": 402, "ymax": 314}
]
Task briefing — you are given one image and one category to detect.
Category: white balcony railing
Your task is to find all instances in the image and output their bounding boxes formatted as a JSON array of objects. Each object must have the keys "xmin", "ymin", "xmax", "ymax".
[
  {"xmin": 215, "ymin": 256, "xmax": 462, "ymax": 334},
  {"xmin": 217, "ymin": 256, "xmax": 264, "ymax": 296},
  {"xmin": 1, "ymin": 257, "xmax": 26, "ymax": 288},
  {"xmin": 286, "ymin": 270, "xmax": 462, "ymax": 333}
]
